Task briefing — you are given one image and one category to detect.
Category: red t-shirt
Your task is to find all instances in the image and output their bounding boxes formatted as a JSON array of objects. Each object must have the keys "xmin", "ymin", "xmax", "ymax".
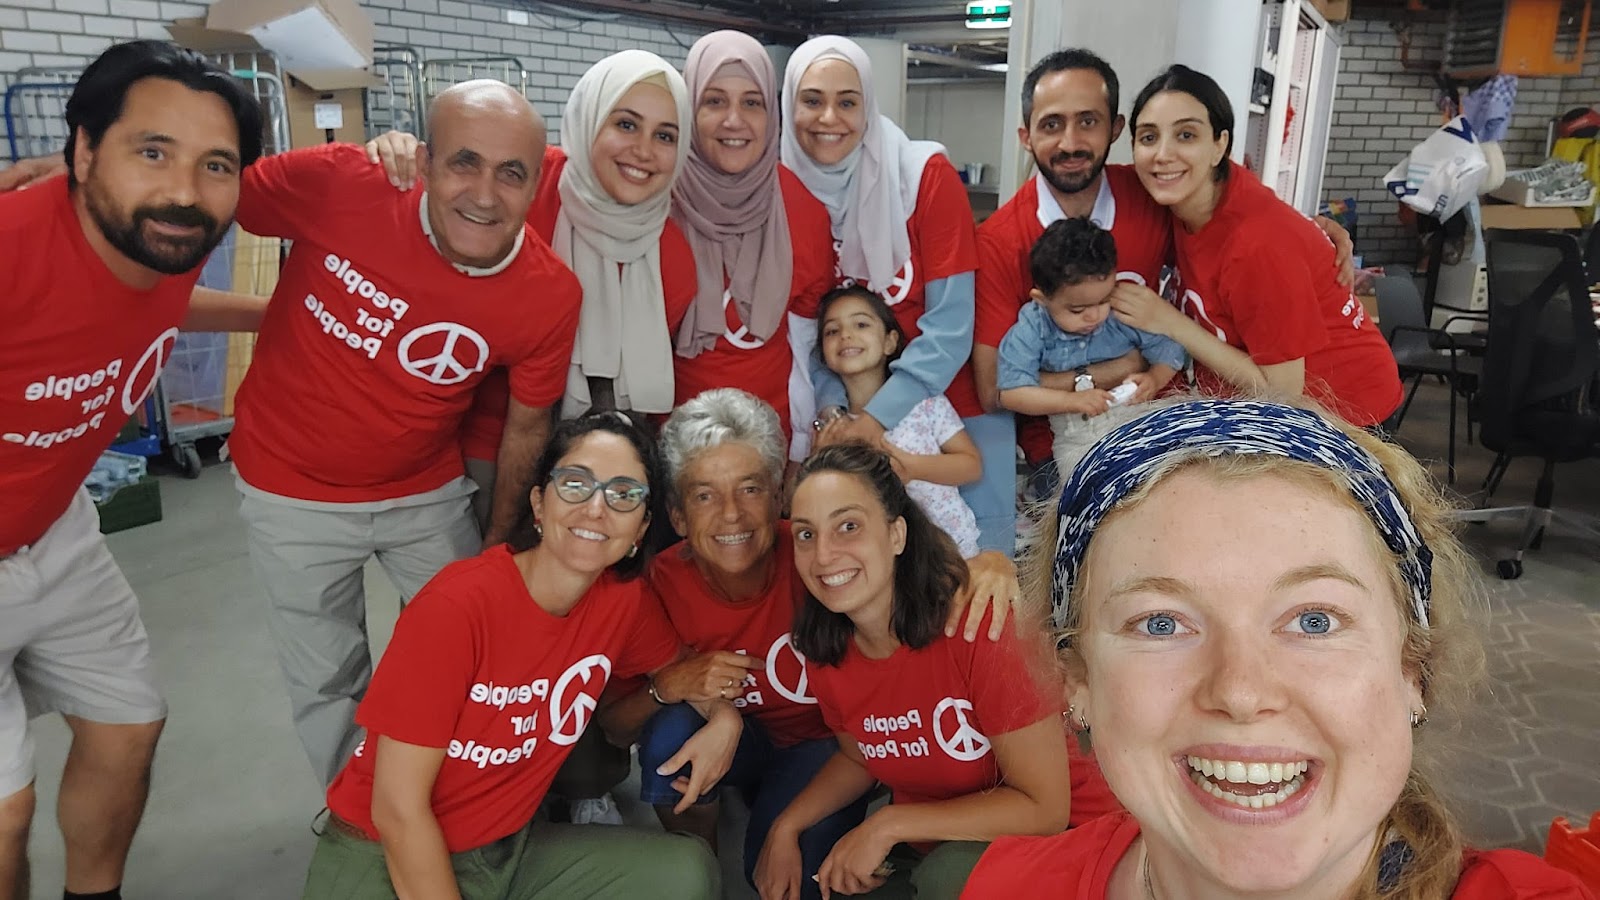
[
  {"xmin": 647, "ymin": 522, "xmax": 831, "ymax": 748},
  {"xmin": 325, "ymin": 545, "xmax": 679, "ymax": 853},
  {"xmin": 670, "ymin": 166, "xmax": 836, "ymax": 446},
  {"xmin": 0, "ymin": 177, "xmax": 199, "ymax": 554},
  {"xmin": 228, "ymin": 143, "xmax": 580, "ymax": 501},
  {"xmin": 975, "ymin": 166, "xmax": 1173, "ymax": 462},
  {"xmin": 810, "ymin": 620, "xmax": 1060, "ymax": 807},
  {"xmin": 461, "ymin": 146, "xmax": 697, "ymax": 461},
  {"xmin": 1171, "ymin": 167, "xmax": 1403, "ymax": 426},
  {"xmin": 963, "ymin": 812, "xmax": 1597, "ymax": 899},
  {"xmin": 800, "ymin": 156, "xmax": 983, "ymax": 419}
]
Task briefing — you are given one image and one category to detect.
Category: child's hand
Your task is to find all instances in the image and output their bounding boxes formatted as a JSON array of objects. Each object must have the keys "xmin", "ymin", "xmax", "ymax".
[
  {"xmin": 1125, "ymin": 372, "xmax": 1161, "ymax": 403},
  {"xmin": 881, "ymin": 441, "xmax": 913, "ymax": 482},
  {"xmin": 1066, "ymin": 389, "xmax": 1113, "ymax": 417}
]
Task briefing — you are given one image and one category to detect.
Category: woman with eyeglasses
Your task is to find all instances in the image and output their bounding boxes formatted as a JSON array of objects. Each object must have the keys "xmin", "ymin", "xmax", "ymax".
[{"xmin": 302, "ymin": 412, "xmax": 736, "ymax": 900}]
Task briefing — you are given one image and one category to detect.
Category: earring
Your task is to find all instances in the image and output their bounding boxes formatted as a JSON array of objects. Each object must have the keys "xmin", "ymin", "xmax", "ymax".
[
  {"xmin": 627, "ymin": 542, "xmax": 639, "ymax": 558},
  {"xmin": 1066, "ymin": 704, "xmax": 1090, "ymax": 734},
  {"xmin": 533, "ymin": 522, "xmax": 543, "ymax": 538},
  {"xmin": 1409, "ymin": 705, "xmax": 1428, "ymax": 729}
]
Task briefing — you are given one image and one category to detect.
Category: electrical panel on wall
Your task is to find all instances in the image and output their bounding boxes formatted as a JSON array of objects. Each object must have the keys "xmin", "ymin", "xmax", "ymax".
[{"xmin": 1446, "ymin": 0, "xmax": 1592, "ymax": 77}]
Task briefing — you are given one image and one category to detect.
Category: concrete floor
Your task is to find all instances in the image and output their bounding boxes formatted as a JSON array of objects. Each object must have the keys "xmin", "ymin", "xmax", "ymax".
[{"xmin": 19, "ymin": 379, "xmax": 1600, "ymax": 898}]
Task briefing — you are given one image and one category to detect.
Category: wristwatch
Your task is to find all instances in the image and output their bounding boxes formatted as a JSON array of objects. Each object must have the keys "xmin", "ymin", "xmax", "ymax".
[{"xmin": 1073, "ymin": 365, "xmax": 1094, "ymax": 392}]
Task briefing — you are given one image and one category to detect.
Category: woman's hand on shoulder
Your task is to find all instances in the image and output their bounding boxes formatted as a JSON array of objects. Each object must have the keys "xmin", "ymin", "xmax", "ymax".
[{"xmin": 945, "ymin": 550, "xmax": 1017, "ymax": 642}]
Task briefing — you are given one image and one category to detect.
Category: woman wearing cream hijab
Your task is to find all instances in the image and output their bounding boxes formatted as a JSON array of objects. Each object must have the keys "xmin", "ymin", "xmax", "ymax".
[{"xmin": 554, "ymin": 49, "xmax": 695, "ymax": 417}]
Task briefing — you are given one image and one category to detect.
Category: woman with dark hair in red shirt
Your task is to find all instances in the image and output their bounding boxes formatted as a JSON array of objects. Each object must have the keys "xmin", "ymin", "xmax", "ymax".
[{"xmin": 1107, "ymin": 65, "xmax": 1402, "ymax": 428}]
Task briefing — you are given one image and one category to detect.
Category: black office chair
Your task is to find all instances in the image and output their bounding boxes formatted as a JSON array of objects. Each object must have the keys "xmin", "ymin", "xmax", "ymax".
[
  {"xmin": 1457, "ymin": 230, "xmax": 1600, "ymax": 579},
  {"xmin": 1585, "ymin": 223, "xmax": 1600, "ymax": 287},
  {"xmin": 1375, "ymin": 275, "xmax": 1481, "ymax": 482}
]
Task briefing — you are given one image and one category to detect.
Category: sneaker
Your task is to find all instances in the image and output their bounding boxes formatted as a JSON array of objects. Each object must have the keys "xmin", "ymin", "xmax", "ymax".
[{"xmin": 571, "ymin": 793, "xmax": 624, "ymax": 826}]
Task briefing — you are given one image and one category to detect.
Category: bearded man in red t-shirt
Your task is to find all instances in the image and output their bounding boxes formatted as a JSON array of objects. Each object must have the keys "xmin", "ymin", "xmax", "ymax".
[{"xmin": 0, "ymin": 41, "xmax": 262, "ymax": 900}]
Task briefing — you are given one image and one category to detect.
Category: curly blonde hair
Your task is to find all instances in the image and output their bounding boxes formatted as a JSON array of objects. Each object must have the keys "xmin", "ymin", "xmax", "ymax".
[{"xmin": 1018, "ymin": 399, "xmax": 1487, "ymax": 900}]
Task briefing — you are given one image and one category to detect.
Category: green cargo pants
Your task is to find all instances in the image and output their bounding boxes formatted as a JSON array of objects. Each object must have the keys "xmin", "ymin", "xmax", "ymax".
[{"xmin": 301, "ymin": 818, "xmax": 719, "ymax": 900}]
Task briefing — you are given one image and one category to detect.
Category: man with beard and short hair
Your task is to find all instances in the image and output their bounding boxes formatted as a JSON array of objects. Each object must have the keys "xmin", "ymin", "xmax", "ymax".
[
  {"xmin": 973, "ymin": 49, "xmax": 1174, "ymax": 477},
  {"xmin": 974, "ymin": 48, "xmax": 1352, "ymax": 478},
  {"xmin": 0, "ymin": 40, "xmax": 262, "ymax": 900}
]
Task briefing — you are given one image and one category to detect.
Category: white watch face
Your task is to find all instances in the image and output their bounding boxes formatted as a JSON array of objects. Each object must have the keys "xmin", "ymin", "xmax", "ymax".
[{"xmin": 1074, "ymin": 373, "xmax": 1095, "ymax": 391}]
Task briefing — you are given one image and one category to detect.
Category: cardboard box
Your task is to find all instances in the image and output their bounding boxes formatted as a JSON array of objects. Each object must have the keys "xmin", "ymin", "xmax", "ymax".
[
  {"xmin": 1480, "ymin": 202, "xmax": 1584, "ymax": 230},
  {"xmin": 167, "ymin": 0, "xmax": 382, "ymax": 148},
  {"xmin": 188, "ymin": 0, "xmax": 371, "ymax": 73},
  {"xmin": 1488, "ymin": 175, "xmax": 1597, "ymax": 208},
  {"xmin": 1308, "ymin": 0, "xmax": 1349, "ymax": 21}
]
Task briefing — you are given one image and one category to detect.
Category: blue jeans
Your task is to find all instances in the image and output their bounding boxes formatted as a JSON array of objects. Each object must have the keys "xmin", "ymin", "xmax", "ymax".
[
  {"xmin": 958, "ymin": 410, "xmax": 1018, "ymax": 557},
  {"xmin": 638, "ymin": 704, "xmax": 869, "ymax": 900}
]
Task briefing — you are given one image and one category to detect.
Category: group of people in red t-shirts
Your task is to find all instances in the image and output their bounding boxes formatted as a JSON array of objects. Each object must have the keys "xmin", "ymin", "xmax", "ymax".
[{"xmin": 1, "ymin": 31, "xmax": 1592, "ymax": 900}]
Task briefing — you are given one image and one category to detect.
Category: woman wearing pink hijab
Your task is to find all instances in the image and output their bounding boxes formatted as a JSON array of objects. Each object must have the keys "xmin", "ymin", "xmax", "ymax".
[{"xmin": 669, "ymin": 30, "xmax": 837, "ymax": 459}]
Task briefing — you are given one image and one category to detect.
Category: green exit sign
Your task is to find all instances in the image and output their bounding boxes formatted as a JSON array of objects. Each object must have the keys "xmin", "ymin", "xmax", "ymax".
[{"xmin": 965, "ymin": 1, "xmax": 1010, "ymax": 29}]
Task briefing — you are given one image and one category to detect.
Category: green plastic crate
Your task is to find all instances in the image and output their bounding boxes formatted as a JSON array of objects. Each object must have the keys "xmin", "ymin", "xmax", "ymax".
[
  {"xmin": 97, "ymin": 476, "xmax": 163, "ymax": 534},
  {"xmin": 113, "ymin": 416, "xmax": 141, "ymax": 444}
]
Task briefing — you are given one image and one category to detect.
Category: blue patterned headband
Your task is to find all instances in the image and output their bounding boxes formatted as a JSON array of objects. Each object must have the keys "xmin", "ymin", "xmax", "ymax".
[{"xmin": 1051, "ymin": 399, "xmax": 1434, "ymax": 632}]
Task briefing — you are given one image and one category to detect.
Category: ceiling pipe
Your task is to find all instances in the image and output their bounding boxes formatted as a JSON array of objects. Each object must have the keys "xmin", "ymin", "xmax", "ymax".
[{"xmin": 540, "ymin": 0, "xmax": 811, "ymax": 39}]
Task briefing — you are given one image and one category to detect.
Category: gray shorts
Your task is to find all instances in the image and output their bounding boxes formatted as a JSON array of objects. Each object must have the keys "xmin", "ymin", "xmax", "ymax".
[{"xmin": 0, "ymin": 489, "xmax": 166, "ymax": 797}]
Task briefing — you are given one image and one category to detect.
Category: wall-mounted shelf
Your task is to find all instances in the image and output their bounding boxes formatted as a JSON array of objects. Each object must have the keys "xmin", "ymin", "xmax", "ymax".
[{"xmin": 1244, "ymin": 0, "xmax": 1341, "ymax": 216}]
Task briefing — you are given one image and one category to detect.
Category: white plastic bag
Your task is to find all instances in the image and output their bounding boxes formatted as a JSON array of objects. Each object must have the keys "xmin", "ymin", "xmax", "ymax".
[{"xmin": 1383, "ymin": 116, "xmax": 1488, "ymax": 221}]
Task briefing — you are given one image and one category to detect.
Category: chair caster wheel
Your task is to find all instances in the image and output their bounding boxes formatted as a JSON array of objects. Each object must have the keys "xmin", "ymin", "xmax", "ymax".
[{"xmin": 1496, "ymin": 559, "xmax": 1523, "ymax": 580}]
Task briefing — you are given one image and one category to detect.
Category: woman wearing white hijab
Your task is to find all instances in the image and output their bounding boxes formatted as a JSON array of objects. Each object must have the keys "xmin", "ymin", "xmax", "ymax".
[
  {"xmin": 669, "ymin": 30, "xmax": 837, "ymax": 458},
  {"xmin": 781, "ymin": 36, "xmax": 1019, "ymax": 566},
  {"xmin": 440, "ymin": 51, "xmax": 699, "ymax": 545}
]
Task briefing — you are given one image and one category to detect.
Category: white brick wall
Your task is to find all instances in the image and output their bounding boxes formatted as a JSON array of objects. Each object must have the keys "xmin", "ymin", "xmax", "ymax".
[
  {"xmin": 1555, "ymin": 24, "xmax": 1600, "ymax": 123},
  {"xmin": 0, "ymin": 0, "xmax": 705, "ymax": 158},
  {"xmin": 1322, "ymin": 14, "xmax": 1595, "ymax": 265}
]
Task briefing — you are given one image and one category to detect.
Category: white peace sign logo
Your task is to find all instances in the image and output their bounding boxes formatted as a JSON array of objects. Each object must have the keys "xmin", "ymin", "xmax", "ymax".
[
  {"xmin": 765, "ymin": 633, "xmax": 816, "ymax": 705},
  {"xmin": 932, "ymin": 697, "xmax": 991, "ymax": 762},
  {"xmin": 830, "ymin": 240, "xmax": 914, "ymax": 307},
  {"xmin": 121, "ymin": 327, "xmax": 179, "ymax": 415},
  {"xmin": 880, "ymin": 259, "xmax": 915, "ymax": 307},
  {"xmin": 547, "ymin": 654, "xmax": 613, "ymax": 746},
  {"xmin": 722, "ymin": 288, "xmax": 766, "ymax": 351},
  {"xmin": 396, "ymin": 322, "xmax": 490, "ymax": 386}
]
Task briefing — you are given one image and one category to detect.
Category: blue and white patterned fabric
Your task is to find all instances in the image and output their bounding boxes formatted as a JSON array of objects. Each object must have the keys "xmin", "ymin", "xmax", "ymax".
[
  {"xmin": 1461, "ymin": 75, "xmax": 1518, "ymax": 144},
  {"xmin": 1050, "ymin": 399, "xmax": 1434, "ymax": 632}
]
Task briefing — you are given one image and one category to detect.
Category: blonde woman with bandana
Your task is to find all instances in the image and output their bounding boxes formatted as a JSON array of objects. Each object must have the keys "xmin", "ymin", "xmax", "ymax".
[{"xmin": 962, "ymin": 397, "xmax": 1593, "ymax": 900}]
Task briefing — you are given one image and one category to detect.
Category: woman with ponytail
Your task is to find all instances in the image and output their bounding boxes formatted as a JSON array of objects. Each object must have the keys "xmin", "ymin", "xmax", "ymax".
[{"xmin": 961, "ymin": 397, "xmax": 1592, "ymax": 899}]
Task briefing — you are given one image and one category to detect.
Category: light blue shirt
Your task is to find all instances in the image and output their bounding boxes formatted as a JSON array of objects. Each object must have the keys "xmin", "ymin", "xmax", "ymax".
[{"xmin": 996, "ymin": 301, "xmax": 1188, "ymax": 391}]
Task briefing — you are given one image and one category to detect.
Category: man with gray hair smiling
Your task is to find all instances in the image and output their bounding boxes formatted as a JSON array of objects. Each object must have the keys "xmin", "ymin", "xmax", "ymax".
[{"xmin": 218, "ymin": 79, "xmax": 583, "ymax": 787}]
